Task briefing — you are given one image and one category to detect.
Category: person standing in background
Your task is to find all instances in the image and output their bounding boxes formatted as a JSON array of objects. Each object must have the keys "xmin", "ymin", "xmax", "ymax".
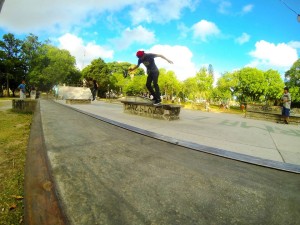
[
  {"xmin": 281, "ymin": 87, "xmax": 292, "ymax": 124},
  {"xmin": 91, "ymin": 79, "xmax": 98, "ymax": 101},
  {"xmin": 18, "ymin": 80, "xmax": 26, "ymax": 99}
]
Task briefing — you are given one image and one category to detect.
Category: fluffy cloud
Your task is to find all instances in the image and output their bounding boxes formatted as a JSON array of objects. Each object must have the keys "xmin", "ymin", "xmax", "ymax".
[
  {"xmin": 288, "ymin": 41, "xmax": 300, "ymax": 49},
  {"xmin": 235, "ymin": 33, "xmax": 250, "ymax": 45},
  {"xmin": 214, "ymin": 1, "xmax": 253, "ymax": 15},
  {"xmin": 248, "ymin": 40, "xmax": 298, "ymax": 69},
  {"xmin": 192, "ymin": 20, "xmax": 220, "ymax": 42},
  {"xmin": 0, "ymin": 0, "xmax": 197, "ymax": 34},
  {"xmin": 218, "ymin": 1, "xmax": 232, "ymax": 14},
  {"xmin": 110, "ymin": 26, "xmax": 156, "ymax": 50},
  {"xmin": 146, "ymin": 45, "xmax": 198, "ymax": 81},
  {"xmin": 130, "ymin": 0, "xmax": 198, "ymax": 24},
  {"xmin": 57, "ymin": 33, "xmax": 197, "ymax": 80},
  {"xmin": 242, "ymin": 4, "xmax": 254, "ymax": 14},
  {"xmin": 58, "ymin": 33, "xmax": 114, "ymax": 70}
]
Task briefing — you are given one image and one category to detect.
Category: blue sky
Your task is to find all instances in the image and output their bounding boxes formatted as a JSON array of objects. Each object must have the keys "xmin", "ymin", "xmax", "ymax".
[{"xmin": 0, "ymin": 0, "xmax": 299, "ymax": 81}]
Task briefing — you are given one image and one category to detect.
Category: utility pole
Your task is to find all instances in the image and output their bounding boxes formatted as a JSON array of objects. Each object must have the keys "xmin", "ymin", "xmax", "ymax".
[{"xmin": 0, "ymin": 0, "xmax": 5, "ymax": 13}]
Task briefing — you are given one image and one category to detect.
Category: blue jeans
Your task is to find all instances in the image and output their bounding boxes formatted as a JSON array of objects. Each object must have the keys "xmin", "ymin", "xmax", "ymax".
[
  {"xmin": 146, "ymin": 70, "xmax": 160, "ymax": 101},
  {"xmin": 282, "ymin": 107, "xmax": 290, "ymax": 117}
]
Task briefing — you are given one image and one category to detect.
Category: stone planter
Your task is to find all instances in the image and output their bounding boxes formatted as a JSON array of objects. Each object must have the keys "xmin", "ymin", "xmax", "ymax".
[{"xmin": 12, "ymin": 99, "xmax": 37, "ymax": 113}]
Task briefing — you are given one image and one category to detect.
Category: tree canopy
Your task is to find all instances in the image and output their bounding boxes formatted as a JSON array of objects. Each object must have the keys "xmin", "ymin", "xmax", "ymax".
[
  {"xmin": 28, "ymin": 44, "xmax": 79, "ymax": 91},
  {"xmin": 1, "ymin": 32, "xmax": 299, "ymax": 106},
  {"xmin": 285, "ymin": 59, "xmax": 300, "ymax": 102}
]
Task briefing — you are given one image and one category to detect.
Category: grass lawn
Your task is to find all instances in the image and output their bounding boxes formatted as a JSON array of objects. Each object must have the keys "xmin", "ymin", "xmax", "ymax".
[{"xmin": 0, "ymin": 99, "xmax": 33, "ymax": 225}]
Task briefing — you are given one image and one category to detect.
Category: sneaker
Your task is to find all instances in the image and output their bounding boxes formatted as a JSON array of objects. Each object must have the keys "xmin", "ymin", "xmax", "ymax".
[{"xmin": 153, "ymin": 100, "xmax": 161, "ymax": 106}]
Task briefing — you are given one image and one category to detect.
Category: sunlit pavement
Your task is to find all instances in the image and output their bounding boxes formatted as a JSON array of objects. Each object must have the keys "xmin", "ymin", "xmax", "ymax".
[
  {"xmin": 25, "ymin": 99, "xmax": 300, "ymax": 225},
  {"xmin": 58, "ymin": 99, "xmax": 300, "ymax": 168}
]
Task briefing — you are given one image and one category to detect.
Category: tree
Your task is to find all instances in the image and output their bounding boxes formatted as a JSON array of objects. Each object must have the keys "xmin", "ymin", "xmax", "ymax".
[
  {"xmin": 82, "ymin": 58, "xmax": 110, "ymax": 96},
  {"xmin": 107, "ymin": 61, "xmax": 135, "ymax": 78},
  {"xmin": 214, "ymin": 71, "xmax": 238, "ymax": 101},
  {"xmin": 28, "ymin": 44, "xmax": 78, "ymax": 91},
  {"xmin": 208, "ymin": 64, "xmax": 214, "ymax": 79},
  {"xmin": 235, "ymin": 67, "xmax": 266, "ymax": 102},
  {"xmin": 183, "ymin": 77, "xmax": 198, "ymax": 101},
  {"xmin": 123, "ymin": 74, "xmax": 147, "ymax": 95},
  {"xmin": 158, "ymin": 69, "xmax": 180, "ymax": 100},
  {"xmin": 285, "ymin": 59, "xmax": 300, "ymax": 102},
  {"xmin": 264, "ymin": 69, "xmax": 284, "ymax": 104},
  {"xmin": 195, "ymin": 67, "xmax": 214, "ymax": 100},
  {"xmin": 0, "ymin": 33, "xmax": 24, "ymax": 96},
  {"xmin": 21, "ymin": 33, "xmax": 43, "ymax": 75}
]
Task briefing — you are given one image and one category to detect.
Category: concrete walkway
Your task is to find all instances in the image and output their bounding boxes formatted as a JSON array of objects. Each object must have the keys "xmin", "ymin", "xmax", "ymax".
[
  {"xmin": 57, "ymin": 99, "xmax": 300, "ymax": 168},
  {"xmin": 28, "ymin": 99, "xmax": 300, "ymax": 225}
]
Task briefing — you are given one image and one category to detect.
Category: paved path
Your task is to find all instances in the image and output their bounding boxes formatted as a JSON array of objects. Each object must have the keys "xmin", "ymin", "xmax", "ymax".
[
  {"xmin": 29, "ymin": 99, "xmax": 300, "ymax": 225},
  {"xmin": 57, "ymin": 99, "xmax": 300, "ymax": 168}
]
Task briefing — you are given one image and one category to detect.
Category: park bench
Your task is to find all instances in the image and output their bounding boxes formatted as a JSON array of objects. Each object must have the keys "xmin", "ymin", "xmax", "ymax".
[{"xmin": 121, "ymin": 100, "xmax": 181, "ymax": 121}]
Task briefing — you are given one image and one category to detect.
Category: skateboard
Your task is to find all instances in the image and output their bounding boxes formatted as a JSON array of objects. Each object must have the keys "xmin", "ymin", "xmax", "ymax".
[
  {"xmin": 139, "ymin": 96, "xmax": 164, "ymax": 106},
  {"xmin": 138, "ymin": 96, "xmax": 154, "ymax": 102}
]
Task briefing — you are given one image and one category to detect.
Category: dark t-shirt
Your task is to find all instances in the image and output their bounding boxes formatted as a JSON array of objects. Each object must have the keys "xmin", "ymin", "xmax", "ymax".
[
  {"xmin": 93, "ymin": 81, "xmax": 98, "ymax": 89},
  {"xmin": 137, "ymin": 53, "xmax": 158, "ymax": 73}
]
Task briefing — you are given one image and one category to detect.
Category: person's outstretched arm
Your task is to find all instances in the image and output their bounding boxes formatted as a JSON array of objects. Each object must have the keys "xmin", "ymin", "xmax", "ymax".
[
  {"xmin": 156, "ymin": 54, "xmax": 173, "ymax": 64},
  {"xmin": 128, "ymin": 65, "xmax": 139, "ymax": 72}
]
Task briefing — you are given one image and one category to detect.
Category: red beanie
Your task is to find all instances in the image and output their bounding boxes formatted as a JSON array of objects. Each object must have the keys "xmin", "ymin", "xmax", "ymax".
[{"xmin": 136, "ymin": 50, "xmax": 144, "ymax": 58}]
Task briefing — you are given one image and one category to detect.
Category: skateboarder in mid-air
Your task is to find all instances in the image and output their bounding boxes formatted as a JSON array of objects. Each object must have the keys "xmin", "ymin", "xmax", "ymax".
[{"xmin": 129, "ymin": 50, "xmax": 173, "ymax": 105}]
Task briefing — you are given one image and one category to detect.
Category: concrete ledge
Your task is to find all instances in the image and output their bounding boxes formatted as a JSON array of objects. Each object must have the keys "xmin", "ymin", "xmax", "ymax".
[
  {"xmin": 12, "ymin": 99, "xmax": 37, "ymax": 113},
  {"xmin": 121, "ymin": 101, "xmax": 181, "ymax": 120},
  {"xmin": 65, "ymin": 99, "xmax": 91, "ymax": 104}
]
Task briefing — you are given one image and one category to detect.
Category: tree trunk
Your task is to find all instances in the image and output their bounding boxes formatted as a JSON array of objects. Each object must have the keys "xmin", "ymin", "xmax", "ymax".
[{"xmin": 6, "ymin": 73, "xmax": 10, "ymax": 97}]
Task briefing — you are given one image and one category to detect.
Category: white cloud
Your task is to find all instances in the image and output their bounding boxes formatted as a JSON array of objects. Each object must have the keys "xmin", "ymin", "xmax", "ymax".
[
  {"xmin": 218, "ymin": 1, "xmax": 232, "ymax": 14},
  {"xmin": 248, "ymin": 40, "xmax": 298, "ymax": 69},
  {"xmin": 130, "ymin": 0, "xmax": 198, "ymax": 24},
  {"xmin": 192, "ymin": 20, "xmax": 221, "ymax": 42},
  {"xmin": 235, "ymin": 33, "xmax": 250, "ymax": 45},
  {"xmin": 0, "ymin": 1, "xmax": 95, "ymax": 33},
  {"xmin": 242, "ymin": 4, "xmax": 254, "ymax": 14},
  {"xmin": 111, "ymin": 26, "xmax": 156, "ymax": 50},
  {"xmin": 145, "ymin": 45, "xmax": 198, "ymax": 81},
  {"xmin": 177, "ymin": 22, "xmax": 190, "ymax": 39},
  {"xmin": 0, "ymin": 0, "xmax": 197, "ymax": 34},
  {"xmin": 129, "ymin": 7, "xmax": 152, "ymax": 25},
  {"xmin": 288, "ymin": 41, "xmax": 300, "ymax": 49},
  {"xmin": 58, "ymin": 33, "xmax": 114, "ymax": 70}
]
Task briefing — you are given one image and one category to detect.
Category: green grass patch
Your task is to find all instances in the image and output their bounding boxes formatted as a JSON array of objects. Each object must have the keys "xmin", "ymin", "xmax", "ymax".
[{"xmin": 0, "ymin": 107, "xmax": 32, "ymax": 225}]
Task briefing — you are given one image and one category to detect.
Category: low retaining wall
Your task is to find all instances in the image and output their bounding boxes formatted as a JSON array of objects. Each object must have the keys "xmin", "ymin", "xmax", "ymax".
[
  {"xmin": 121, "ymin": 101, "xmax": 181, "ymax": 121},
  {"xmin": 245, "ymin": 105, "xmax": 300, "ymax": 125},
  {"xmin": 12, "ymin": 99, "xmax": 37, "ymax": 113}
]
